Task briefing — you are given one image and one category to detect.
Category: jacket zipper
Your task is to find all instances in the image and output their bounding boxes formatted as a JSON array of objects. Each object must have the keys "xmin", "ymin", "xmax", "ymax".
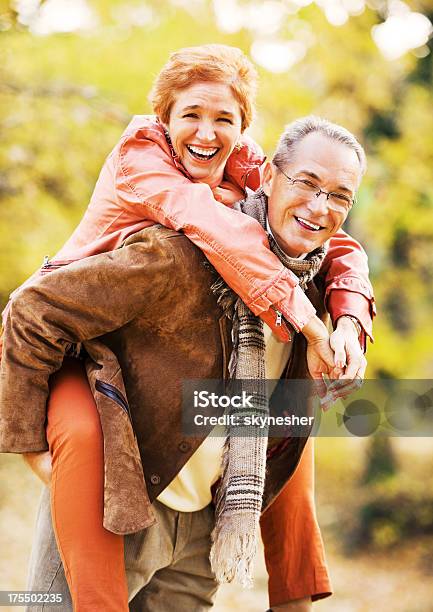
[
  {"xmin": 274, "ymin": 309, "xmax": 283, "ymax": 326},
  {"xmin": 95, "ymin": 379, "xmax": 132, "ymax": 423},
  {"xmin": 272, "ymin": 307, "xmax": 293, "ymax": 340},
  {"xmin": 40, "ymin": 258, "xmax": 76, "ymax": 274},
  {"xmin": 41, "ymin": 263, "xmax": 69, "ymax": 273}
]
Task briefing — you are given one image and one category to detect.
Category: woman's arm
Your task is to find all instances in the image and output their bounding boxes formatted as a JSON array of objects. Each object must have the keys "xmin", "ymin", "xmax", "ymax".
[
  {"xmin": 115, "ymin": 129, "xmax": 374, "ymax": 346},
  {"xmin": 115, "ymin": 132, "xmax": 317, "ymax": 338}
]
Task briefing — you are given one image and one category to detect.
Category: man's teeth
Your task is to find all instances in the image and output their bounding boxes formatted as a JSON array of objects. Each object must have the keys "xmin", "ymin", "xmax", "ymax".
[
  {"xmin": 296, "ymin": 216, "xmax": 322, "ymax": 230},
  {"xmin": 187, "ymin": 145, "xmax": 219, "ymax": 158}
]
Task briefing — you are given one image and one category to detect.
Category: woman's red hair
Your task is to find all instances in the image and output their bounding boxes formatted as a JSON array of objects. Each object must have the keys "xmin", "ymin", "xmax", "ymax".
[{"xmin": 149, "ymin": 44, "xmax": 258, "ymax": 132}]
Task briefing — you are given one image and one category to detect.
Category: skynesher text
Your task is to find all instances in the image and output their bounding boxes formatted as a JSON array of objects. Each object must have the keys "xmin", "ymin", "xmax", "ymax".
[{"xmin": 193, "ymin": 414, "xmax": 315, "ymax": 428}]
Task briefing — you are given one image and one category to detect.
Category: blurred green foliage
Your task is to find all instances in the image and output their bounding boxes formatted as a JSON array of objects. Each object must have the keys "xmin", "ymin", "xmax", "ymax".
[
  {"xmin": 316, "ymin": 436, "xmax": 433, "ymax": 563},
  {"xmin": 348, "ymin": 469, "xmax": 433, "ymax": 553},
  {"xmin": 0, "ymin": 0, "xmax": 432, "ymax": 382}
]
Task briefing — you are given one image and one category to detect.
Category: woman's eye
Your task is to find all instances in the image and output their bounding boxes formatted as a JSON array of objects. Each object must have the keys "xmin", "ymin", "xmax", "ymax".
[
  {"xmin": 217, "ymin": 117, "xmax": 233, "ymax": 124},
  {"xmin": 183, "ymin": 113, "xmax": 198, "ymax": 119}
]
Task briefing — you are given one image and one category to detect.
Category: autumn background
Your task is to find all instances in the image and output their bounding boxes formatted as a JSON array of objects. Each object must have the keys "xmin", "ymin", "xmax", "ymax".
[{"xmin": 0, "ymin": 0, "xmax": 433, "ymax": 610}]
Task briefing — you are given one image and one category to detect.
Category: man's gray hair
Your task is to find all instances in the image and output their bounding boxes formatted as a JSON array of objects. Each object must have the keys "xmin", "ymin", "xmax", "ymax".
[{"xmin": 272, "ymin": 115, "xmax": 367, "ymax": 175}]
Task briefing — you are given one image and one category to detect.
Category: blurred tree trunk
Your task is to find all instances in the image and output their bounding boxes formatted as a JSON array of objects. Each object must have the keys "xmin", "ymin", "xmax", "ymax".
[{"xmin": 362, "ymin": 435, "xmax": 398, "ymax": 484}]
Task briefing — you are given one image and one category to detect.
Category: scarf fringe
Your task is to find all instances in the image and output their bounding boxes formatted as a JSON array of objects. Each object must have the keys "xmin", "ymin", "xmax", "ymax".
[{"xmin": 210, "ymin": 516, "xmax": 259, "ymax": 588}]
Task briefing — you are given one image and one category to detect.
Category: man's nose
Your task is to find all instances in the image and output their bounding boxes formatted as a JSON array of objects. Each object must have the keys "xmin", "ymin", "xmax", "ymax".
[
  {"xmin": 306, "ymin": 190, "xmax": 329, "ymax": 215},
  {"xmin": 196, "ymin": 120, "xmax": 216, "ymax": 142}
]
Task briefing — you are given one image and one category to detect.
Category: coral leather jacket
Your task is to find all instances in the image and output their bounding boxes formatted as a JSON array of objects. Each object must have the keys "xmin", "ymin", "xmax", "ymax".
[{"xmin": 18, "ymin": 115, "xmax": 374, "ymax": 342}]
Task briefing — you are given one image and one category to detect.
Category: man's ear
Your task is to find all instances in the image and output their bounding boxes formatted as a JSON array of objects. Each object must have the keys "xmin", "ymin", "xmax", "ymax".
[{"xmin": 262, "ymin": 161, "xmax": 274, "ymax": 197}]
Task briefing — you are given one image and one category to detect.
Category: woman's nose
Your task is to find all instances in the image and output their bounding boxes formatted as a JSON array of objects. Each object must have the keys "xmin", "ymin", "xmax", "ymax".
[{"xmin": 196, "ymin": 121, "xmax": 216, "ymax": 142}]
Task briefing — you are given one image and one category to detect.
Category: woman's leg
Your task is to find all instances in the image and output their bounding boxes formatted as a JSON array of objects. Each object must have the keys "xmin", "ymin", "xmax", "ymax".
[
  {"xmin": 260, "ymin": 438, "xmax": 332, "ymax": 608},
  {"xmin": 47, "ymin": 358, "xmax": 129, "ymax": 612}
]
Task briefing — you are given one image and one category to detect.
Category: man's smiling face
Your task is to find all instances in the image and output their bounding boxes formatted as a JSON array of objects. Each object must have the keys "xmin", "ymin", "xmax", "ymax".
[{"xmin": 264, "ymin": 131, "xmax": 362, "ymax": 257}]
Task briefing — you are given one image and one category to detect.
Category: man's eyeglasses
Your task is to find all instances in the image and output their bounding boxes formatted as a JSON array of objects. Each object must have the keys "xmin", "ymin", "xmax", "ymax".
[{"xmin": 275, "ymin": 166, "xmax": 356, "ymax": 212}]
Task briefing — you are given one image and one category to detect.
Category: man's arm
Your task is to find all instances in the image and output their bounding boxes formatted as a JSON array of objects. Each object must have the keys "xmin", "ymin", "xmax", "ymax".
[
  {"xmin": 323, "ymin": 229, "xmax": 376, "ymax": 345},
  {"xmin": 328, "ymin": 291, "xmax": 376, "ymax": 351},
  {"xmin": 319, "ymin": 230, "xmax": 376, "ymax": 401},
  {"xmin": 0, "ymin": 228, "xmax": 175, "ymax": 453}
]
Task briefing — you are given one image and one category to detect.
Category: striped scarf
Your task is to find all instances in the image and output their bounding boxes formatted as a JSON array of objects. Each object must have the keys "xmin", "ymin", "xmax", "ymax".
[{"xmin": 210, "ymin": 188, "xmax": 327, "ymax": 587}]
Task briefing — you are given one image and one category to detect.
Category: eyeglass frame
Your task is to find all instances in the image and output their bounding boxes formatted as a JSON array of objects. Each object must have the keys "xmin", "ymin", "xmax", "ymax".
[{"xmin": 274, "ymin": 164, "xmax": 357, "ymax": 211}]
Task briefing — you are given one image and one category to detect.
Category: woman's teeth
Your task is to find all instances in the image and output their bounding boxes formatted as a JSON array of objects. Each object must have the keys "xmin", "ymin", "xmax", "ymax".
[
  {"xmin": 295, "ymin": 216, "xmax": 322, "ymax": 231},
  {"xmin": 186, "ymin": 145, "xmax": 219, "ymax": 160}
]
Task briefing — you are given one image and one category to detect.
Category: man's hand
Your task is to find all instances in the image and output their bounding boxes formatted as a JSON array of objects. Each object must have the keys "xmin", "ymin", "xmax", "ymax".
[
  {"xmin": 327, "ymin": 315, "xmax": 366, "ymax": 400},
  {"xmin": 23, "ymin": 451, "xmax": 52, "ymax": 485}
]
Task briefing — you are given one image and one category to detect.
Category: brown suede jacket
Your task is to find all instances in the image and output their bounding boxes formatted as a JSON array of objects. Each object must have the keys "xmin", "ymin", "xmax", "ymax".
[{"xmin": 0, "ymin": 226, "xmax": 326, "ymax": 535}]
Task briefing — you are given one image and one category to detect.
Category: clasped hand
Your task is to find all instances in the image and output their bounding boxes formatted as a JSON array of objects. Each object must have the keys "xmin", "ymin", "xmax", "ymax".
[{"xmin": 306, "ymin": 316, "xmax": 366, "ymax": 410}]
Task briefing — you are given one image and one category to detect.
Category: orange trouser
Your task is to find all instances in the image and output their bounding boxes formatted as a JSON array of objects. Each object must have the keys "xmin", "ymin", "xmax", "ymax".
[
  {"xmin": 46, "ymin": 359, "xmax": 129, "ymax": 612},
  {"xmin": 260, "ymin": 437, "xmax": 332, "ymax": 606},
  {"xmin": 46, "ymin": 360, "xmax": 331, "ymax": 610}
]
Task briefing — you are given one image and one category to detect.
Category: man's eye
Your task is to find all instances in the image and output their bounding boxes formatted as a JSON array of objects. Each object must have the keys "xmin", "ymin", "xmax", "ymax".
[
  {"xmin": 300, "ymin": 179, "xmax": 318, "ymax": 190},
  {"xmin": 332, "ymin": 193, "xmax": 351, "ymax": 204}
]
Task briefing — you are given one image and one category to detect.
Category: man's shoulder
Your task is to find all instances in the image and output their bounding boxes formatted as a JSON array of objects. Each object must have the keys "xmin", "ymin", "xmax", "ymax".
[
  {"xmin": 118, "ymin": 226, "xmax": 215, "ymax": 310},
  {"xmin": 122, "ymin": 225, "xmax": 207, "ymax": 266}
]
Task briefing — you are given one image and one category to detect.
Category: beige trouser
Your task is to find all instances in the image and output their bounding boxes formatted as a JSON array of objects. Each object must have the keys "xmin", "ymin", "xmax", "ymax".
[{"xmin": 126, "ymin": 499, "xmax": 219, "ymax": 611}]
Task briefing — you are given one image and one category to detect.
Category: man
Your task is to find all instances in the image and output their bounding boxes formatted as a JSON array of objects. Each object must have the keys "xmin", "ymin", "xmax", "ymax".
[{"xmin": 0, "ymin": 116, "xmax": 371, "ymax": 611}]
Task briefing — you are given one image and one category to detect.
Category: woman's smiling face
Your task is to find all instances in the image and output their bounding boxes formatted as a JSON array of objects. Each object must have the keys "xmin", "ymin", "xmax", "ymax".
[{"xmin": 165, "ymin": 81, "xmax": 243, "ymax": 188}]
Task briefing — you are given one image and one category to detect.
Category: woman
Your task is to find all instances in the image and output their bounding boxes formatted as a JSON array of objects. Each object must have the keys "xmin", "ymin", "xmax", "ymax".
[{"xmin": 2, "ymin": 44, "xmax": 373, "ymax": 610}]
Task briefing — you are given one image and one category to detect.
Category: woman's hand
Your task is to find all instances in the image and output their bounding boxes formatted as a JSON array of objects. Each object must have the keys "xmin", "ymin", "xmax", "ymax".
[
  {"xmin": 301, "ymin": 316, "xmax": 342, "ymax": 404},
  {"xmin": 306, "ymin": 336, "xmax": 339, "ymax": 380},
  {"xmin": 326, "ymin": 315, "xmax": 366, "ymax": 399},
  {"xmin": 23, "ymin": 451, "xmax": 52, "ymax": 485},
  {"xmin": 212, "ymin": 181, "xmax": 245, "ymax": 206},
  {"xmin": 303, "ymin": 315, "xmax": 366, "ymax": 409}
]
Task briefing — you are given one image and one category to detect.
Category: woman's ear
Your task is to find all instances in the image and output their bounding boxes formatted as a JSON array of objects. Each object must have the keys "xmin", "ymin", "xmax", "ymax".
[{"xmin": 262, "ymin": 161, "xmax": 274, "ymax": 197}]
